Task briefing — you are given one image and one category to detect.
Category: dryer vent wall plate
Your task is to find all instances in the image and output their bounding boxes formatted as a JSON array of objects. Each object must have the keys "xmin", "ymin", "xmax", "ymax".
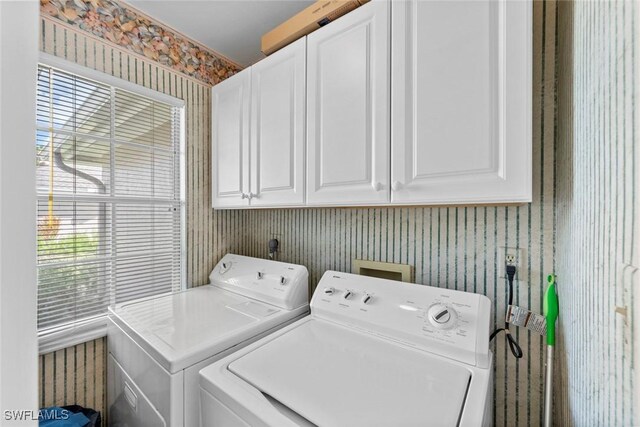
[{"xmin": 352, "ymin": 259, "xmax": 412, "ymax": 282}]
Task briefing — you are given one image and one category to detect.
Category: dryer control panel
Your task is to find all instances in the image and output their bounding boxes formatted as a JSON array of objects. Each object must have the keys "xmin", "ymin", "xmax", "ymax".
[
  {"xmin": 311, "ymin": 271, "xmax": 491, "ymax": 368},
  {"xmin": 210, "ymin": 254, "xmax": 309, "ymax": 310}
]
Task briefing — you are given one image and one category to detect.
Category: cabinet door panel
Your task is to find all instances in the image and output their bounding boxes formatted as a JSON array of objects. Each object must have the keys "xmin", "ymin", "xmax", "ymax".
[
  {"xmin": 392, "ymin": 0, "xmax": 531, "ymax": 204},
  {"xmin": 211, "ymin": 68, "xmax": 250, "ymax": 208},
  {"xmin": 250, "ymin": 38, "xmax": 306, "ymax": 207},
  {"xmin": 307, "ymin": 0, "xmax": 390, "ymax": 206}
]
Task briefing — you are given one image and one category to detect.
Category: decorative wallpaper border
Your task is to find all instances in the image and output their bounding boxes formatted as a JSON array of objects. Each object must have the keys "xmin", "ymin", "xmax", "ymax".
[{"xmin": 40, "ymin": 0, "xmax": 241, "ymax": 85}]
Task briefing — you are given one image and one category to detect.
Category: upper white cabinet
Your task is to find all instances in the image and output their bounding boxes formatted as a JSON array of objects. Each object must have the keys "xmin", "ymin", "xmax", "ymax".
[
  {"xmin": 391, "ymin": 0, "xmax": 532, "ymax": 204},
  {"xmin": 212, "ymin": 39, "xmax": 306, "ymax": 208},
  {"xmin": 211, "ymin": 67, "xmax": 250, "ymax": 208},
  {"xmin": 306, "ymin": 0, "xmax": 390, "ymax": 206},
  {"xmin": 250, "ymin": 38, "xmax": 306, "ymax": 207},
  {"xmin": 212, "ymin": 0, "xmax": 532, "ymax": 209}
]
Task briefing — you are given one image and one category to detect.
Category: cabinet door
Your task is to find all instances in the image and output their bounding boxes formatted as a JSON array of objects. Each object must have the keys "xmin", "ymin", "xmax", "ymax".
[
  {"xmin": 306, "ymin": 0, "xmax": 390, "ymax": 206},
  {"xmin": 391, "ymin": 0, "xmax": 531, "ymax": 204},
  {"xmin": 250, "ymin": 38, "xmax": 306, "ymax": 207},
  {"xmin": 211, "ymin": 68, "xmax": 250, "ymax": 208}
]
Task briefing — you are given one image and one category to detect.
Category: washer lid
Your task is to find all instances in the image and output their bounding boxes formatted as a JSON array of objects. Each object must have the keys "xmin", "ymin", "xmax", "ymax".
[
  {"xmin": 110, "ymin": 285, "xmax": 286, "ymax": 373},
  {"xmin": 228, "ymin": 319, "xmax": 471, "ymax": 427}
]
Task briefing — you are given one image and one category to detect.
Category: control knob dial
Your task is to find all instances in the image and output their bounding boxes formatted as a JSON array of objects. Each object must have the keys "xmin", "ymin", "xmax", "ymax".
[{"xmin": 427, "ymin": 304, "xmax": 458, "ymax": 329}]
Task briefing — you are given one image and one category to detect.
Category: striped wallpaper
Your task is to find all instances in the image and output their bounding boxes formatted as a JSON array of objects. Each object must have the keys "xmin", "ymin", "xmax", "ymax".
[
  {"xmin": 36, "ymin": 5, "xmax": 237, "ymax": 417},
  {"xmin": 555, "ymin": 0, "xmax": 639, "ymax": 426},
  {"xmin": 37, "ymin": 1, "xmax": 558, "ymax": 425},
  {"xmin": 37, "ymin": 1, "xmax": 639, "ymax": 426},
  {"xmin": 39, "ymin": 337, "xmax": 106, "ymax": 417}
]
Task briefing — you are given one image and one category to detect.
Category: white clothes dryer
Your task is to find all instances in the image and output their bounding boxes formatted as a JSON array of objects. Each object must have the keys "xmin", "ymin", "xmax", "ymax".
[{"xmin": 107, "ymin": 254, "xmax": 309, "ymax": 426}]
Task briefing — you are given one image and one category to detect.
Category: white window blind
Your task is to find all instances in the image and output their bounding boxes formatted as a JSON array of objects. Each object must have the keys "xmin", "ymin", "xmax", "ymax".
[{"xmin": 36, "ymin": 64, "xmax": 183, "ymax": 336}]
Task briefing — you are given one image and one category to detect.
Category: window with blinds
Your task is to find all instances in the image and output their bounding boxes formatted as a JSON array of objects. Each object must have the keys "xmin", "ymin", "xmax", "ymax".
[{"xmin": 36, "ymin": 64, "xmax": 183, "ymax": 334}]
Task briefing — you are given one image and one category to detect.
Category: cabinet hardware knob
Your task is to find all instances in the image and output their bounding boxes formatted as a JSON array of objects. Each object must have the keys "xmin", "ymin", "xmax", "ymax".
[
  {"xmin": 392, "ymin": 181, "xmax": 403, "ymax": 191},
  {"xmin": 373, "ymin": 182, "xmax": 383, "ymax": 191}
]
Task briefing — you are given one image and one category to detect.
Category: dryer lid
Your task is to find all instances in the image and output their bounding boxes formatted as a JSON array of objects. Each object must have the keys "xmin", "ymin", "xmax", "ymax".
[
  {"xmin": 228, "ymin": 319, "xmax": 471, "ymax": 427},
  {"xmin": 110, "ymin": 285, "xmax": 286, "ymax": 372}
]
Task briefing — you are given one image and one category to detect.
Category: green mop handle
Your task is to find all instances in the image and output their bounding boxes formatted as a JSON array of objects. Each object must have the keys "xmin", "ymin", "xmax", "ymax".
[
  {"xmin": 544, "ymin": 274, "xmax": 559, "ymax": 345},
  {"xmin": 543, "ymin": 274, "xmax": 559, "ymax": 427}
]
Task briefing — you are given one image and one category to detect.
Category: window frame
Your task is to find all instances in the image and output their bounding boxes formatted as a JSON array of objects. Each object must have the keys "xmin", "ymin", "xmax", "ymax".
[{"xmin": 37, "ymin": 53, "xmax": 186, "ymax": 354}]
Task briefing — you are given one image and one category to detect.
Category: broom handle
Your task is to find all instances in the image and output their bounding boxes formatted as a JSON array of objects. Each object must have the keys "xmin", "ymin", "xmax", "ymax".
[{"xmin": 543, "ymin": 344, "xmax": 554, "ymax": 427}]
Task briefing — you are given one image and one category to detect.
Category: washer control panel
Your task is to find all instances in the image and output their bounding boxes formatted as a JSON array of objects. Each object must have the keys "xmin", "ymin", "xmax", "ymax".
[{"xmin": 311, "ymin": 271, "xmax": 491, "ymax": 368}]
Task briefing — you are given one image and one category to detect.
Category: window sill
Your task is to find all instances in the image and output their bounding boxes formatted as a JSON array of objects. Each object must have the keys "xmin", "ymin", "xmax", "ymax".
[{"xmin": 38, "ymin": 316, "xmax": 108, "ymax": 355}]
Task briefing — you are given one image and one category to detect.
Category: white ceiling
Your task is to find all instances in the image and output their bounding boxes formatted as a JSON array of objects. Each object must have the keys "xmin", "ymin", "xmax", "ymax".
[{"xmin": 127, "ymin": 0, "xmax": 315, "ymax": 68}]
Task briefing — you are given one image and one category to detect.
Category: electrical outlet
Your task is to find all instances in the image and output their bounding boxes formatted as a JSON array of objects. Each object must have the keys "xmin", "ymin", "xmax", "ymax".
[
  {"xmin": 271, "ymin": 233, "xmax": 282, "ymax": 254},
  {"xmin": 498, "ymin": 247, "xmax": 523, "ymax": 279}
]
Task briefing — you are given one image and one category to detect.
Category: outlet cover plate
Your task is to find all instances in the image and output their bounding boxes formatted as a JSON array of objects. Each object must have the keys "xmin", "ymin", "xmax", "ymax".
[{"xmin": 498, "ymin": 247, "xmax": 523, "ymax": 279}]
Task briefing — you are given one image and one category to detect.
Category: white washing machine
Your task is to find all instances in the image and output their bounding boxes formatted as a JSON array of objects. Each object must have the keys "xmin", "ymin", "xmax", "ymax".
[
  {"xmin": 107, "ymin": 254, "xmax": 309, "ymax": 427},
  {"xmin": 199, "ymin": 271, "xmax": 494, "ymax": 427}
]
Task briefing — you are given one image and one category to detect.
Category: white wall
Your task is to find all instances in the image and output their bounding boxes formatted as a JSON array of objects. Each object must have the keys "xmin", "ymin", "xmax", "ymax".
[{"xmin": 0, "ymin": 1, "xmax": 39, "ymax": 424}]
